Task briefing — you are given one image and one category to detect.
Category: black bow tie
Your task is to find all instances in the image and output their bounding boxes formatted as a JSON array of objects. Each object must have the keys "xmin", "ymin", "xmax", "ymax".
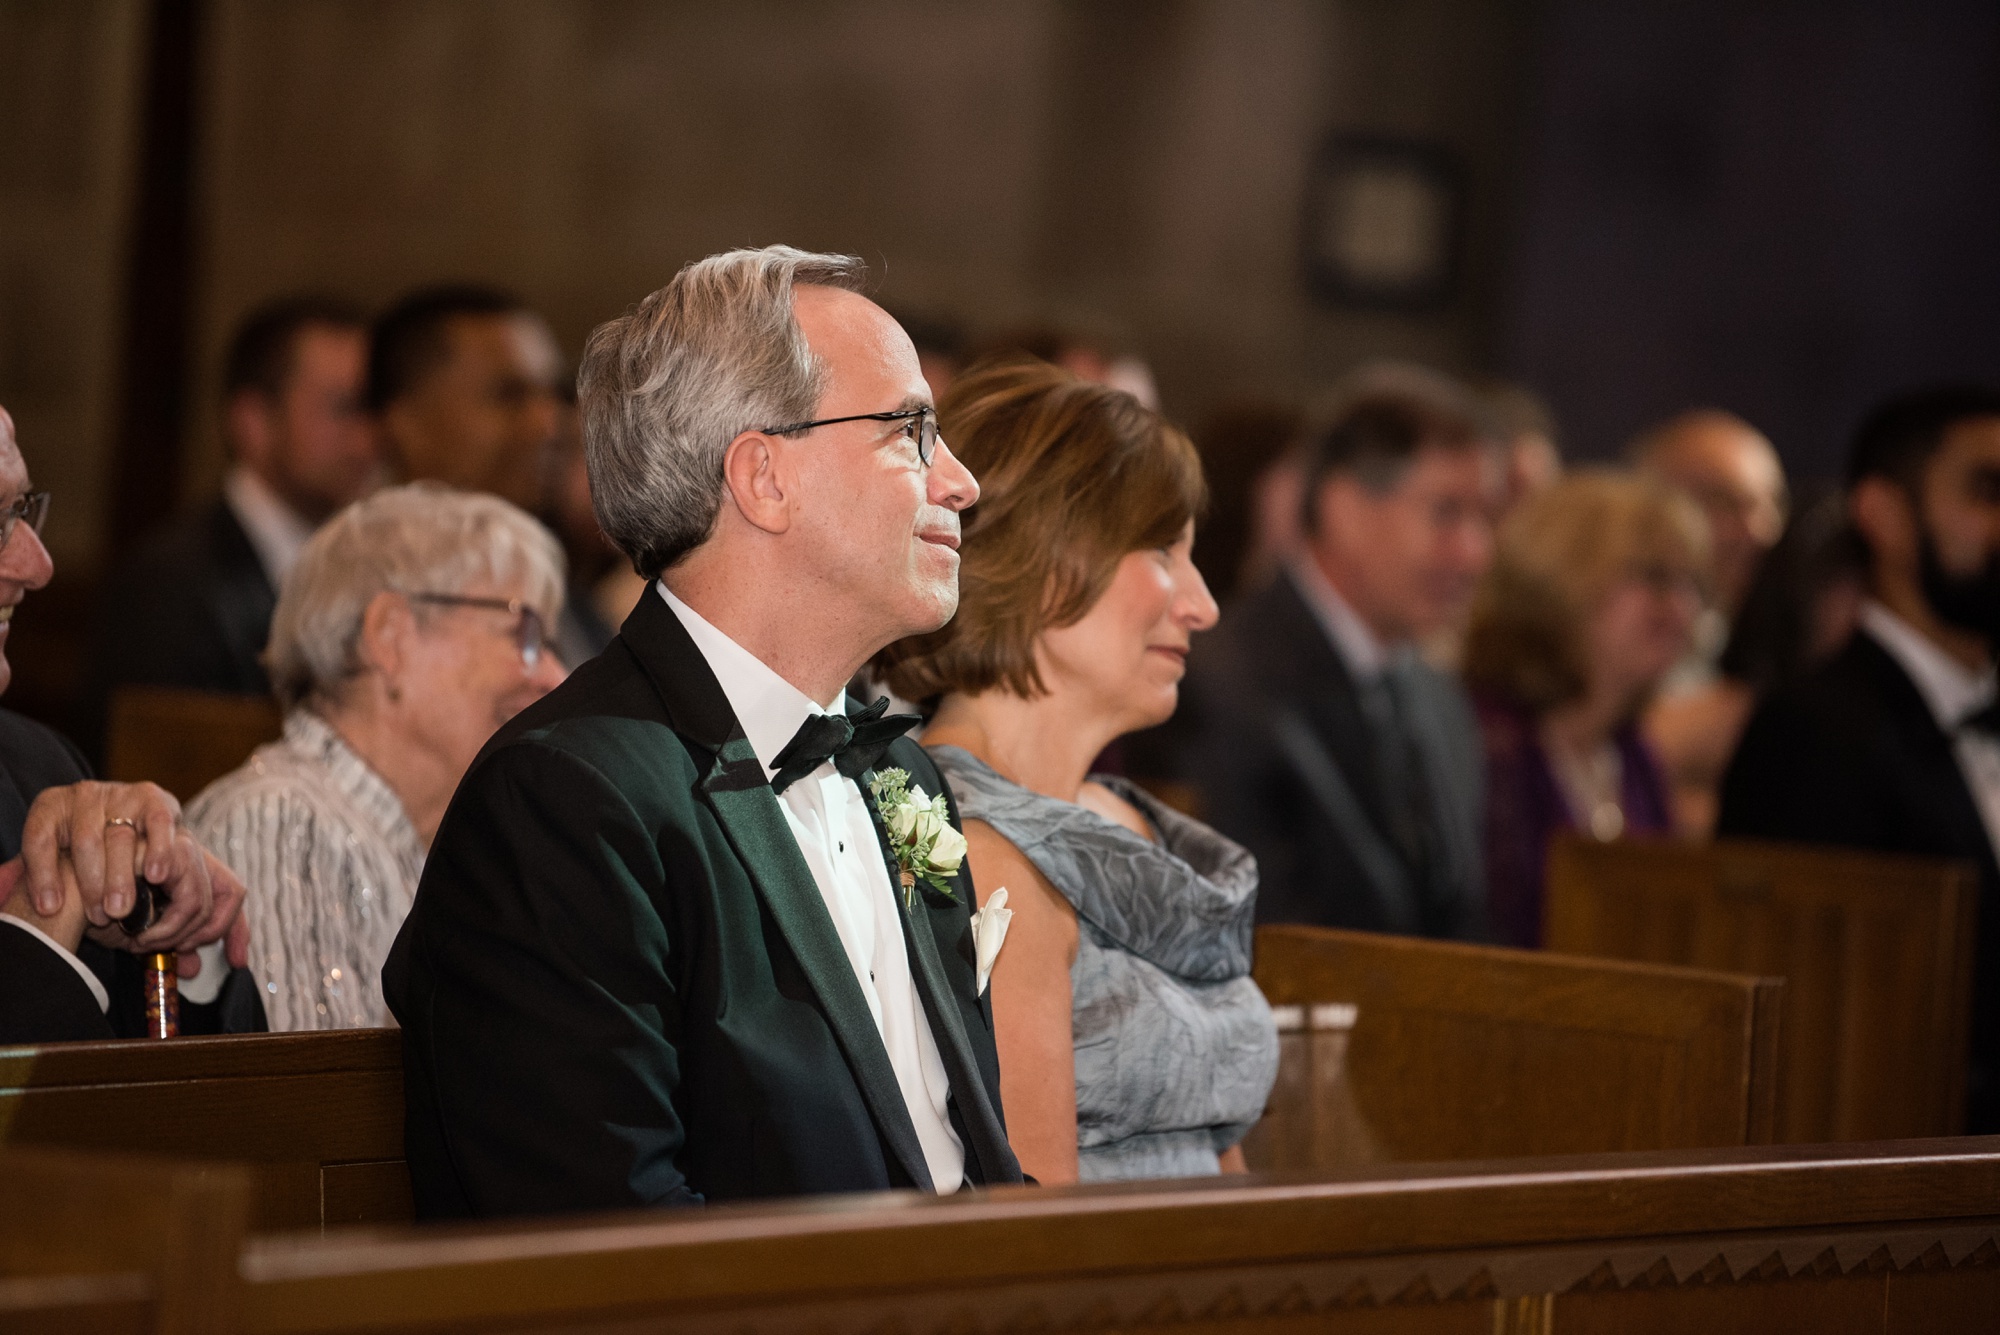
[{"xmin": 768, "ymin": 697, "xmax": 922, "ymax": 795}]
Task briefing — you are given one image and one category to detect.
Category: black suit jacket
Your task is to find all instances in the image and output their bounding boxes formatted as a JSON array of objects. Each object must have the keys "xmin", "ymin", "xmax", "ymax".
[
  {"xmin": 1718, "ymin": 630, "xmax": 2000, "ymax": 1131},
  {"xmin": 83, "ymin": 498, "xmax": 277, "ymax": 763},
  {"xmin": 1149, "ymin": 572, "xmax": 1486, "ymax": 938},
  {"xmin": 0, "ymin": 709, "xmax": 113, "ymax": 1042},
  {"xmin": 0, "ymin": 706, "xmax": 266, "ymax": 1042},
  {"xmin": 383, "ymin": 591, "xmax": 1022, "ymax": 1218}
]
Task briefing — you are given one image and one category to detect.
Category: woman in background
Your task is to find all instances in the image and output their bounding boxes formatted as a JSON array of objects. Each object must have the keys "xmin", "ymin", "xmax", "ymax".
[
  {"xmin": 876, "ymin": 359, "xmax": 1277, "ymax": 1184},
  {"xmin": 1462, "ymin": 471, "xmax": 1708, "ymax": 947},
  {"xmin": 188, "ymin": 484, "xmax": 565, "ymax": 1029}
]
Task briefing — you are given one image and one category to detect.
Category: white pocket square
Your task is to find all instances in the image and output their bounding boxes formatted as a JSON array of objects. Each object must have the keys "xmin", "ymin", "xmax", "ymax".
[{"xmin": 968, "ymin": 887, "xmax": 1012, "ymax": 998}]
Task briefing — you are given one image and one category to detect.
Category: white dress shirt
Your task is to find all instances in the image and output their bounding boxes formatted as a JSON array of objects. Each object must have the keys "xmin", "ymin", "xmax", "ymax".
[
  {"xmin": 222, "ymin": 467, "xmax": 317, "ymax": 591},
  {"xmin": 1859, "ymin": 600, "xmax": 2000, "ymax": 860},
  {"xmin": 657, "ymin": 583, "xmax": 965, "ymax": 1192}
]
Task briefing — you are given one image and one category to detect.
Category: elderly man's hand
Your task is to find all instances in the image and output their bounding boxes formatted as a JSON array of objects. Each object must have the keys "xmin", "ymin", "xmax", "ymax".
[{"xmin": 21, "ymin": 781, "xmax": 250, "ymax": 971}]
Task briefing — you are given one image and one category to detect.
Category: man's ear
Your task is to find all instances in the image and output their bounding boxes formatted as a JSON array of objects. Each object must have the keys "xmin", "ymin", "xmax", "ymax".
[
  {"xmin": 719, "ymin": 430, "xmax": 792, "ymax": 537},
  {"xmin": 226, "ymin": 390, "xmax": 274, "ymax": 469},
  {"xmin": 1850, "ymin": 476, "xmax": 1916, "ymax": 570}
]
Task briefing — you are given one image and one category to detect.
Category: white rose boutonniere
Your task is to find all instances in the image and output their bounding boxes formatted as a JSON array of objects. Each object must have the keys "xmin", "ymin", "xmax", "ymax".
[{"xmin": 868, "ymin": 767, "xmax": 965, "ymax": 909}]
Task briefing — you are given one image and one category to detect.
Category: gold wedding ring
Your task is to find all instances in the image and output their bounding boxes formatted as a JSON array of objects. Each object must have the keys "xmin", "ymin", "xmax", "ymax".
[{"xmin": 105, "ymin": 816, "xmax": 141, "ymax": 831}]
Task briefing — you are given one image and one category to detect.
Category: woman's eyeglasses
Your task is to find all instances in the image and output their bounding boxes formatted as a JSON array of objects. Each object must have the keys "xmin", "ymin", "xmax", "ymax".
[
  {"xmin": 405, "ymin": 593, "xmax": 552, "ymax": 670},
  {"xmin": 758, "ymin": 406, "xmax": 940, "ymax": 467}
]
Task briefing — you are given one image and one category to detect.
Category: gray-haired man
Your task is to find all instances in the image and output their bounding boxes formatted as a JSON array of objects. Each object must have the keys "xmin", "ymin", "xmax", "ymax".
[{"xmin": 384, "ymin": 247, "xmax": 1022, "ymax": 1216}]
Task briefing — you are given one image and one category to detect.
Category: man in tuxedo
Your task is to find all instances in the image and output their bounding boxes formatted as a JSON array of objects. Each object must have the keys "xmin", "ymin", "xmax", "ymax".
[
  {"xmin": 0, "ymin": 404, "xmax": 251, "ymax": 1043},
  {"xmin": 384, "ymin": 246, "xmax": 1022, "ymax": 1217},
  {"xmin": 1719, "ymin": 385, "xmax": 2000, "ymax": 1133},
  {"xmin": 86, "ymin": 298, "xmax": 374, "ymax": 758},
  {"xmin": 1164, "ymin": 373, "xmax": 1498, "ymax": 937}
]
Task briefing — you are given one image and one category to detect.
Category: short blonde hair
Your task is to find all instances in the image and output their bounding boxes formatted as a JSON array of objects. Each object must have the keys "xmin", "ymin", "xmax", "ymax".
[
  {"xmin": 266, "ymin": 483, "xmax": 565, "ymax": 710},
  {"xmin": 874, "ymin": 358, "xmax": 1206, "ymax": 701},
  {"xmin": 1462, "ymin": 469, "xmax": 1708, "ymax": 712}
]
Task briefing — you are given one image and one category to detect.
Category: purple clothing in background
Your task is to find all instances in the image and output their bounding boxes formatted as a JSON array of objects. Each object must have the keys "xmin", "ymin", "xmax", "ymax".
[{"xmin": 1472, "ymin": 693, "xmax": 1674, "ymax": 948}]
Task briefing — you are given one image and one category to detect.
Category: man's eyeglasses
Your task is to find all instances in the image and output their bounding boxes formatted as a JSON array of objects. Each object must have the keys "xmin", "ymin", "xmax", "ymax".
[
  {"xmin": 405, "ymin": 593, "xmax": 552, "ymax": 670},
  {"xmin": 758, "ymin": 407, "xmax": 940, "ymax": 467},
  {"xmin": 0, "ymin": 492, "xmax": 51, "ymax": 552}
]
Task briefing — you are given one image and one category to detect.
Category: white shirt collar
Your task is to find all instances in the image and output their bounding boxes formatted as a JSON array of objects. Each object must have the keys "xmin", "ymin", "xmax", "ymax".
[
  {"xmin": 1287, "ymin": 555, "xmax": 1392, "ymax": 681},
  {"xmin": 656, "ymin": 582, "xmax": 846, "ymax": 780},
  {"xmin": 222, "ymin": 466, "xmax": 317, "ymax": 590},
  {"xmin": 1859, "ymin": 599, "xmax": 1998, "ymax": 730}
]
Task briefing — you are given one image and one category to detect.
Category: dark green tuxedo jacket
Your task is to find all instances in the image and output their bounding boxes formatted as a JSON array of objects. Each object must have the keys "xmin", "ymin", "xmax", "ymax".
[{"xmin": 383, "ymin": 591, "xmax": 1021, "ymax": 1218}]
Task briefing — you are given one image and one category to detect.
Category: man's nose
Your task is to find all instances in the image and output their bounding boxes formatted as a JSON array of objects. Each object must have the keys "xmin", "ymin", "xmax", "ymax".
[
  {"xmin": 928, "ymin": 436, "xmax": 980, "ymax": 510},
  {"xmin": 0, "ymin": 521, "xmax": 55, "ymax": 591}
]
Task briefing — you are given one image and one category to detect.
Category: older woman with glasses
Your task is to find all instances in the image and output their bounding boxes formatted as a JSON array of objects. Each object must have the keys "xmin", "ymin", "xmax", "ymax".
[{"xmin": 187, "ymin": 483, "xmax": 565, "ymax": 1030}]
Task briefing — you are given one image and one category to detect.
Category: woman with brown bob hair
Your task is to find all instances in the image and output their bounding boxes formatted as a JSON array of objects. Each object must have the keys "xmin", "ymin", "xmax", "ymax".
[
  {"xmin": 1462, "ymin": 470, "xmax": 1708, "ymax": 947},
  {"xmin": 876, "ymin": 359, "xmax": 1277, "ymax": 1184}
]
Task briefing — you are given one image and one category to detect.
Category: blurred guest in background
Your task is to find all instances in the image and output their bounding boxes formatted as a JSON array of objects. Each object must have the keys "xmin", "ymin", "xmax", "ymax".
[
  {"xmin": 187, "ymin": 484, "xmax": 564, "ymax": 1032},
  {"xmin": 877, "ymin": 360, "xmax": 1276, "ymax": 1184},
  {"xmin": 1165, "ymin": 375, "xmax": 1498, "ymax": 938},
  {"xmin": 86, "ymin": 297, "xmax": 373, "ymax": 757},
  {"xmin": 1650, "ymin": 494, "xmax": 1869, "ymax": 834},
  {"xmin": 1188, "ymin": 403, "xmax": 1305, "ymax": 600},
  {"xmin": 1633, "ymin": 409, "xmax": 1790, "ymax": 834},
  {"xmin": 1630, "ymin": 409, "xmax": 1788, "ymax": 621},
  {"xmin": 1720, "ymin": 385, "xmax": 2000, "ymax": 1133},
  {"xmin": 1462, "ymin": 473, "xmax": 1706, "ymax": 947},
  {"xmin": 0, "ymin": 403, "xmax": 252, "ymax": 1043},
  {"xmin": 541, "ymin": 378, "xmax": 619, "ymax": 666},
  {"xmin": 970, "ymin": 325, "xmax": 1160, "ymax": 410},
  {"xmin": 1468, "ymin": 376, "xmax": 1562, "ymax": 516},
  {"xmin": 1717, "ymin": 493, "xmax": 1870, "ymax": 697},
  {"xmin": 368, "ymin": 285, "xmax": 564, "ymax": 512}
]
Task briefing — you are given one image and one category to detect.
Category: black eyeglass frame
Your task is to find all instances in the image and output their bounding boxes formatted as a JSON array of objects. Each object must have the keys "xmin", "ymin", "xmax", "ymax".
[
  {"xmin": 757, "ymin": 407, "xmax": 940, "ymax": 467},
  {"xmin": 0, "ymin": 491, "xmax": 51, "ymax": 551},
  {"xmin": 403, "ymin": 592, "xmax": 552, "ymax": 670}
]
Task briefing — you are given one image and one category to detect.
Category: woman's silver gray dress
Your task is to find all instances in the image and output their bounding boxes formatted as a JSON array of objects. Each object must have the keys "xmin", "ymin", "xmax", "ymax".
[{"xmin": 929, "ymin": 745, "xmax": 1278, "ymax": 1182}]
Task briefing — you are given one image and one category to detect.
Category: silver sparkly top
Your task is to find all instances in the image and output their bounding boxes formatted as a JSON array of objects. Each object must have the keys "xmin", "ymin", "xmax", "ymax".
[
  {"xmin": 187, "ymin": 709, "xmax": 425, "ymax": 1030},
  {"xmin": 928, "ymin": 745, "xmax": 1278, "ymax": 1182}
]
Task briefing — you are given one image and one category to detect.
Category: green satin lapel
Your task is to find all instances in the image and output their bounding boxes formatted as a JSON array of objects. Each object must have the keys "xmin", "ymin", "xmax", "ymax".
[
  {"xmin": 701, "ymin": 739, "xmax": 934, "ymax": 1192},
  {"xmin": 858, "ymin": 770, "xmax": 1011, "ymax": 1184}
]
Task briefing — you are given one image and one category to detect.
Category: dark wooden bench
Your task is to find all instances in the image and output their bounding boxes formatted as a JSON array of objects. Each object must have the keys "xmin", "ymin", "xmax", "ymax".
[
  {"xmin": 1243, "ymin": 924, "xmax": 1782, "ymax": 1170},
  {"xmin": 1546, "ymin": 835, "xmax": 1979, "ymax": 1141},
  {"xmin": 0, "ymin": 1029, "xmax": 407, "ymax": 1232},
  {"xmin": 9, "ymin": 1139, "xmax": 2000, "ymax": 1333}
]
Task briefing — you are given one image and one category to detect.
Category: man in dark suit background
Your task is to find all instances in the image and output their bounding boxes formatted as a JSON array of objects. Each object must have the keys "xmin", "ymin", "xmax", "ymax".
[
  {"xmin": 1720, "ymin": 385, "xmax": 2000, "ymax": 1133},
  {"xmin": 0, "ymin": 402, "xmax": 252, "ymax": 1043},
  {"xmin": 384, "ymin": 246, "xmax": 1022, "ymax": 1217},
  {"xmin": 1158, "ymin": 371, "xmax": 1498, "ymax": 938},
  {"xmin": 85, "ymin": 297, "xmax": 375, "ymax": 759}
]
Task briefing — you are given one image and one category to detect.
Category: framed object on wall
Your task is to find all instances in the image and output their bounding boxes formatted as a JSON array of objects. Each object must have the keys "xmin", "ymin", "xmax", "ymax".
[{"xmin": 1302, "ymin": 134, "xmax": 1463, "ymax": 310}]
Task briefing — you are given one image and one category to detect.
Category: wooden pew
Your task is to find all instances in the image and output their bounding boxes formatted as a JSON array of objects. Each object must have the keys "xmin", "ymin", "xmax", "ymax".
[
  {"xmin": 0, "ymin": 1029, "xmax": 407, "ymax": 1232},
  {"xmin": 0, "ymin": 1139, "xmax": 1963, "ymax": 1335},
  {"xmin": 0, "ymin": 1146, "xmax": 251, "ymax": 1335},
  {"xmin": 1243, "ymin": 924, "xmax": 1781, "ymax": 1170},
  {"xmin": 1545, "ymin": 835, "xmax": 1979, "ymax": 1143},
  {"xmin": 104, "ymin": 685, "xmax": 282, "ymax": 800}
]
